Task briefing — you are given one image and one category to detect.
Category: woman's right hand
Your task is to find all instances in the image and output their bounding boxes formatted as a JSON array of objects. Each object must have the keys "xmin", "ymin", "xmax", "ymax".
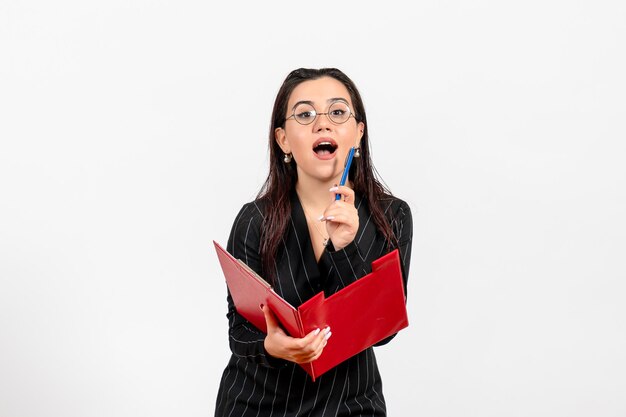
[{"xmin": 262, "ymin": 305, "xmax": 331, "ymax": 364}]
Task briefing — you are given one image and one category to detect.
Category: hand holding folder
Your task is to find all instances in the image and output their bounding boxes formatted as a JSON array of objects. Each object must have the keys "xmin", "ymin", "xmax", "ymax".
[{"xmin": 214, "ymin": 241, "xmax": 409, "ymax": 381}]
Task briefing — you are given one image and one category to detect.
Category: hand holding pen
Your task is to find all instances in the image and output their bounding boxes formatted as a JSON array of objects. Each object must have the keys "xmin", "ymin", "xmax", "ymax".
[{"xmin": 320, "ymin": 147, "xmax": 359, "ymax": 251}]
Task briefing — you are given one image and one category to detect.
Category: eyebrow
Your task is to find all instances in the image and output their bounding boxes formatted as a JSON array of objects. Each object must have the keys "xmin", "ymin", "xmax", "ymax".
[{"xmin": 291, "ymin": 97, "xmax": 349, "ymax": 111}]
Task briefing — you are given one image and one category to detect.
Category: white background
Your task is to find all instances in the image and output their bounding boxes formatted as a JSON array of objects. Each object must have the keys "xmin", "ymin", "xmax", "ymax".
[{"xmin": 1, "ymin": 1, "xmax": 625, "ymax": 416}]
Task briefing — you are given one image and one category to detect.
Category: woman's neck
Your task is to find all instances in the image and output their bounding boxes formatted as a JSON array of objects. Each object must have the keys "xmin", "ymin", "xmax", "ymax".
[{"xmin": 295, "ymin": 172, "xmax": 343, "ymax": 213}]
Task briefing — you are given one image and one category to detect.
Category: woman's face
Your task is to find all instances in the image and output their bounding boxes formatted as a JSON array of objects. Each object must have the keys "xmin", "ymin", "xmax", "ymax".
[{"xmin": 275, "ymin": 76, "xmax": 364, "ymax": 184}]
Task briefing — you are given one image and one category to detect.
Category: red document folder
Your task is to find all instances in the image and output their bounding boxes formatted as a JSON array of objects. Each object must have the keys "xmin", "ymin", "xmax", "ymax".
[{"xmin": 214, "ymin": 241, "xmax": 409, "ymax": 381}]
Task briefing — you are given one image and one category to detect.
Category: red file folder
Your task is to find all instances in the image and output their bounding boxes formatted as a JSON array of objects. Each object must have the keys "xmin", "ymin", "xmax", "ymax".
[{"xmin": 214, "ymin": 241, "xmax": 409, "ymax": 381}]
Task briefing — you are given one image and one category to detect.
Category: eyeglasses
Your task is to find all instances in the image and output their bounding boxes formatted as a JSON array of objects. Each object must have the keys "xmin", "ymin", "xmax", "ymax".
[{"xmin": 285, "ymin": 100, "xmax": 356, "ymax": 125}]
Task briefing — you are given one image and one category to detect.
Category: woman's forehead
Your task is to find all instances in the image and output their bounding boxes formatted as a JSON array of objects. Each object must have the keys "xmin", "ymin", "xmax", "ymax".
[{"xmin": 288, "ymin": 77, "xmax": 352, "ymax": 108}]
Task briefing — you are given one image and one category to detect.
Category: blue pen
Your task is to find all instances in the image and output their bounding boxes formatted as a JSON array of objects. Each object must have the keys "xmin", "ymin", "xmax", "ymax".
[{"xmin": 335, "ymin": 147, "xmax": 356, "ymax": 201}]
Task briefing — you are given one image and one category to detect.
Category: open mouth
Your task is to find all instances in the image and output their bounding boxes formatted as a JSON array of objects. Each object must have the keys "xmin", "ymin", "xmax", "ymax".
[{"xmin": 312, "ymin": 139, "xmax": 338, "ymax": 157}]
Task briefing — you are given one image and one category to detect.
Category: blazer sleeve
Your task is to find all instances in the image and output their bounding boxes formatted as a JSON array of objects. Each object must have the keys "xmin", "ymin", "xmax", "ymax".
[
  {"xmin": 223, "ymin": 203, "xmax": 286, "ymax": 368},
  {"xmin": 318, "ymin": 200, "xmax": 413, "ymax": 346},
  {"xmin": 319, "ymin": 238, "xmax": 369, "ymax": 292}
]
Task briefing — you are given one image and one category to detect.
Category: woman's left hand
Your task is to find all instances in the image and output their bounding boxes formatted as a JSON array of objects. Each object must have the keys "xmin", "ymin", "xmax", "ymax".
[{"xmin": 322, "ymin": 185, "xmax": 359, "ymax": 251}]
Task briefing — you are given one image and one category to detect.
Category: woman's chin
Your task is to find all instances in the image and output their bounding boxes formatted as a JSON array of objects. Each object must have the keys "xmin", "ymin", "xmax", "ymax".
[{"xmin": 298, "ymin": 165, "xmax": 341, "ymax": 183}]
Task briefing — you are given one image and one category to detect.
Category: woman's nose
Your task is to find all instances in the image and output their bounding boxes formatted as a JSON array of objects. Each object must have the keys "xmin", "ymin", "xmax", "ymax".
[{"xmin": 313, "ymin": 113, "xmax": 332, "ymax": 131}]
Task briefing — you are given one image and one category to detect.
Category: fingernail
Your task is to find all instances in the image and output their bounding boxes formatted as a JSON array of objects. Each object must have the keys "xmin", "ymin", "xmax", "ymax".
[
  {"xmin": 317, "ymin": 215, "xmax": 325, "ymax": 221},
  {"xmin": 325, "ymin": 215, "xmax": 335, "ymax": 221},
  {"xmin": 325, "ymin": 331, "xmax": 332, "ymax": 340},
  {"xmin": 324, "ymin": 326, "xmax": 331, "ymax": 333},
  {"xmin": 314, "ymin": 328, "xmax": 321, "ymax": 336},
  {"xmin": 329, "ymin": 186, "xmax": 338, "ymax": 192}
]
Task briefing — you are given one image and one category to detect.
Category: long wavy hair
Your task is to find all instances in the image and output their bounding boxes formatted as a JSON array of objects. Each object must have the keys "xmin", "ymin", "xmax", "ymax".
[{"xmin": 258, "ymin": 68, "xmax": 397, "ymax": 279}]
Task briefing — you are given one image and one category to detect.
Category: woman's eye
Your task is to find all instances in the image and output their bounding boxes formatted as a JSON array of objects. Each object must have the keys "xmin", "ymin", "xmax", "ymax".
[
  {"xmin": 296, "ymin": 111, "xmax": 314, "ymax": 119},
  {"xmin": 330, "ymin": 109, "xmax": 346, "ymax": 116}
]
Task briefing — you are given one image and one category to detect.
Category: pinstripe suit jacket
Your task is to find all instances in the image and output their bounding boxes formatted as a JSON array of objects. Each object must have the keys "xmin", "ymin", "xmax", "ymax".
[{"xmin": 215, "ymin": 190, "xmax": 412, "ymax": 417}]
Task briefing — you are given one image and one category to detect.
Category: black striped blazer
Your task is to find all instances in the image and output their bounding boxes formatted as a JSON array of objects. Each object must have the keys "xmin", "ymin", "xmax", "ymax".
[{"xmin": 215, "ymin": 189, "xmax": 412, "ymax": 417}]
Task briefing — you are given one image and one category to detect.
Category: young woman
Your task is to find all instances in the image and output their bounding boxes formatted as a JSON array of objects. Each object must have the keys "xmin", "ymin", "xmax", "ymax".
[{"xmin": 215, "ymin": 68, "xmax": 413, "ymax": 417}]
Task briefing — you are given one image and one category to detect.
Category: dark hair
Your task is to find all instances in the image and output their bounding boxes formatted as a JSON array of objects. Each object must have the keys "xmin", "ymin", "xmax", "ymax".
[{"xmin": 258, "ymin": 68, "xmax": 397, "ymax": 280}]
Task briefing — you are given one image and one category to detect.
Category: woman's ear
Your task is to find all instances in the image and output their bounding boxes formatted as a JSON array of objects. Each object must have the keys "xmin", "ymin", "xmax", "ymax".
[
  {"xmin": 357, "ymin": 121, "xmax": 365, "ymax": 147},
  {"xmin": 275, "ymin": 127, "xmax": 290, "ymax": 154}
]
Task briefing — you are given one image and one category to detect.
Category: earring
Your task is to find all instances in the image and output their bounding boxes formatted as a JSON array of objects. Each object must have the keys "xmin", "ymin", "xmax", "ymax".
[
  {"xmin": 354, "ymin": 147, "xmax": 361, "ymax": 158},
  {"xmin": 284, "ymin": 153, "xmax": 292, "ymax": 163}
]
